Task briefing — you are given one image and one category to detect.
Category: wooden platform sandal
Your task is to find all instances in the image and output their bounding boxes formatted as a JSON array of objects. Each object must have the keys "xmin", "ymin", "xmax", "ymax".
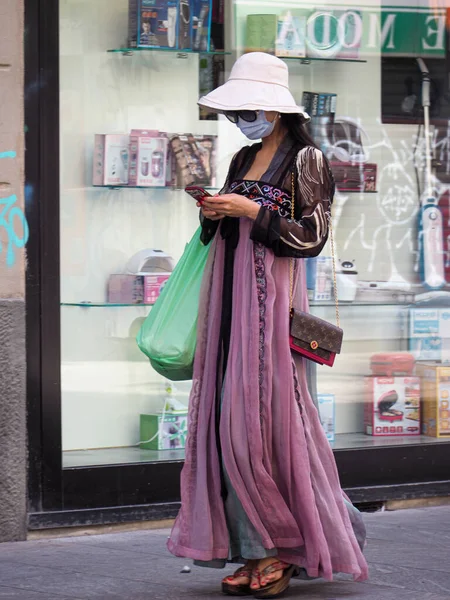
[
  {"xmin": 222, "ymin": 565, "xmax": 253, "ymax": 596},
  {"xmin": 250, "ymin": 561, "xmax": 297, "ymax": 599}
]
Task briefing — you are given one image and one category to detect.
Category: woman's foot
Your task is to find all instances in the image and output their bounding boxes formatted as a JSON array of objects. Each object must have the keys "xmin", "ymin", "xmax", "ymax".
[
  {"xmin": 222, "ymin": 561, "xmax": 256, "ymax": 596},
  {"xmin": 250, "ymin": 558, "xmax": 288, "ymax": 591}
]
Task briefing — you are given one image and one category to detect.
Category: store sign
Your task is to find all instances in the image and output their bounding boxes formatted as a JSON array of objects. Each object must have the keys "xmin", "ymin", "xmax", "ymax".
[
  {"xmin": 307, "ymin": 9, "xmax": 446, "ymax": 57},
  {"xmin": 236, "ymin": 2, "xmax": 447, "ymax": 57}
]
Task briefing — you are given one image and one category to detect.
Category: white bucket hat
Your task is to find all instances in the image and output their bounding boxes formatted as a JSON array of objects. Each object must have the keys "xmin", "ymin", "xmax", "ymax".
[{"xmin": 198, "ymin": 52, "xmax": 310, "ymax": 123}]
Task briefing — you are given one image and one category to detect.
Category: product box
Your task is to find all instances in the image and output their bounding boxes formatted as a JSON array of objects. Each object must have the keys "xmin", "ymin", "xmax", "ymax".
[
  {"xmin": 143, "ymin": 274, "xmax": 170, "ymax": 303},
  {"xmin": 128, "ymin": 130, "xmax": 168, "ymax": 187},
  {"xmin": 330, "ymin": 162, "xmax": 377, "ymax": 192},
  {"xmin": 318, "ymin": 393, "xmax": 335, "ymax": 442},
  {"xmin": 307, "ymin": 256, "xmax": 333, "ymax": 302},
  {"xmin": 275, "ymin": 11, "xmax": 306, "ymax": 58},
  {"xmin": 433, "ymin": 126, "xmax": 450, "ymax": 184},
  {"xmin": 93, "ymin": 134, "xmax": 129, "ymax": 186},
  {"xmin": 438, "ymin": 192, "xmax": 450, "ymax": 285},
  {"xmin": 108, "ymin": 274, "xmax": 145, "ymax": 304},
  {"xmin": 191, "ymin": 0, "xmax": 212, "ymax": 52},
  {"xmin": 302, "ymin": 92, "xmax": 336, "ymax": 154},
  {"xmin": 305, "ymin": 257, "xmax": 316, "ymax": 300},
  {"xmin": 416, "ymin": 363, "xmax": 450, "ymax": 438},
  {"xmin": 140, "ymin": 412, "xmax": 188, "ymax": 450},
  {"xmin": 370, "ymin": 352, "xmax": 415, "ymax": 377},
  {"xmin": 168, "ymin": 134, "xmax": 217, "ymax": 187},
  {"xmin": 199, "ymin": 54, "xmax": 225, "ymax": 120},
  {"xmin": 128, "ymin": 0, "xmax": 181, "ymax": 50},
  {"xmin": 246, "ymin": 14, "xmax": 278, "ymax": 53},
  {"xmin": 107, "ymin": 273, "xmax": 170, "ymax": 304},
  {"xmin": 364, "ymin": 376, "xmax": 421, "ymax": 436},
  {"xmin": 408, "ymin": 308, "xmax": 450, "ymax": 362}
]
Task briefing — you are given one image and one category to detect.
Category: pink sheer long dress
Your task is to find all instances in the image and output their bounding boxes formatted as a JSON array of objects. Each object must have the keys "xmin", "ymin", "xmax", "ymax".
[{"xmin": 167, "ymin": 136, "xmax": 369, "ymax": 583}]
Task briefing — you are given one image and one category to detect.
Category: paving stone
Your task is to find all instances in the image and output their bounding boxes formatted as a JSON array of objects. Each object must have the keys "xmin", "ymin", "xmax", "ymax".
[
  {"xmin": 0, "ymin": 586, "xmax": 81, "ymax": 600},
  {"xmin": 0, "ymin": 506, "xmax": 449, "ymax": 600}
]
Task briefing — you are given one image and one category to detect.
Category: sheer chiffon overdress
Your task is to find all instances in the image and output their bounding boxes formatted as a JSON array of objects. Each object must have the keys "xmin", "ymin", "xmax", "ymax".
[{"xmin": 167, "ymin": 136, "xmax": 369, "ymax": 582}]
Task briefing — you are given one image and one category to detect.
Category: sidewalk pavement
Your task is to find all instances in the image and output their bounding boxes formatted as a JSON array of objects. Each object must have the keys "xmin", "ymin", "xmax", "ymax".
[{"xmin": 0, "ymin": 505, "xmax": 449, "ymax": 600}]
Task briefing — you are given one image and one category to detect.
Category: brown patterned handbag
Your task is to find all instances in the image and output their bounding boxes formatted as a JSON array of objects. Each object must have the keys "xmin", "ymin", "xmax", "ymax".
[{"xmin": 289, "ymin": 173, "xmax": 343, "ymax": 367}]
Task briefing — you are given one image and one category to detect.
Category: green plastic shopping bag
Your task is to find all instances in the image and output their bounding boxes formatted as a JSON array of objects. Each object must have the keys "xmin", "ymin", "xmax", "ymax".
[{"xmin": 137, "ymin": 227, "xmax": 210, "ymax": 381}]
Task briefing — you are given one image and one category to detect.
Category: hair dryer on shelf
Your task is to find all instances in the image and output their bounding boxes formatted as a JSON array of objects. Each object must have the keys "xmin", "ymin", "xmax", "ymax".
[{"xmin": 417, "ymin": 57, "xmax": 445, "ymax": 289}]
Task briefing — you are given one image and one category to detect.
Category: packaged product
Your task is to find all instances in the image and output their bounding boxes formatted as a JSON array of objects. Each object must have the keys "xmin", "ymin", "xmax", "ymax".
[
  {"xmin": 364, "ymin": 376, "xmax": 421, "ymax": 436},
  {"xmin": 168, "ymin": 133, "xmax": 216, "ymax": 188},
  {"xmin": 93, "ymin": 134, "xmax": 129, "ymax": 186},
  {"xmin": 416, "ymin": 363, "xmax": 450, "ymax": 438},
  {"xmin": 129, "ymin": 0, "xmax": 182, "ymax": 50},
  {"xmin": 128, "ymin": 129, "xmax": 168, "ymax": 187},
  {"xmin": 408, "ymin": 308, "xmax": 450, "ymax": 362},
  {"xmin": 318, "ymin": 393, "xmax": 335, "ymax": 442},
  {"xmin": 140, "ymin": 412, "xmax": 188, "ymax": 450}
]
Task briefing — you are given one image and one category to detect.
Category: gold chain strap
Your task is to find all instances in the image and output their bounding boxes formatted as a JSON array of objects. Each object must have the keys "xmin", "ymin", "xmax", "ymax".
[{"xmin": 289, "ymin": 171, "xmax": 340, "ymax": 328}]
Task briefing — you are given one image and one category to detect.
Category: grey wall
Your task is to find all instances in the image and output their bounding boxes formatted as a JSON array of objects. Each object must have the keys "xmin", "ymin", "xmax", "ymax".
[
  {"xmin": 0, "ymin": 301, "xmax": 27, "ymax": 541},
  {"xmin": 0, "ymin": 0, "xmax": 27, "ymax": 542}
]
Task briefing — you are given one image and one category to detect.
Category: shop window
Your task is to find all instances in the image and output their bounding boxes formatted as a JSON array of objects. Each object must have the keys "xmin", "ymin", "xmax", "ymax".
[{"xmin": 59, "ymin": 0, "xmax": 450, "ymax": 469}]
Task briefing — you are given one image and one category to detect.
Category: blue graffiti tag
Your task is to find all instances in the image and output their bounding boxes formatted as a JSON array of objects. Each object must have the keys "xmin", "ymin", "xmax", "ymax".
[
  {"xmin": 0, "ymin": 150, "xmax": 28, "ymax": 267},
  {"xmin": 0, "ymin": 195, "xmax": 29, "ymax": 267},
  {"xmin": 0, "ymin": 151, "xmax": 16, "ymax": 159}
]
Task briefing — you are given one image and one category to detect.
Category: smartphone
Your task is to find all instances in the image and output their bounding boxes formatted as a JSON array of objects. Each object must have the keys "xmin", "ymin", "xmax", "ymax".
[{"xmin": 185, "ymin": 185, "xmax": 211, "ymax": 204}]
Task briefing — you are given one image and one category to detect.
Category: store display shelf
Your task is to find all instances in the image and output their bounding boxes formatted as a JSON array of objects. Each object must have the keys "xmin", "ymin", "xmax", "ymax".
[
  {"xmin": 61, "ymin": 300, "xmax": 412, "ymax": 309},
  {"xmin": 107, "ymin": 47, "xmax": 231, "ymax": 56},
  {"xmin": 63, "ymin": 433, "xmax": 450, "ymax": 468},
  {"xmin": 61, "ymin": 302, "xmax": 154, "ymax": 308},
  {"xmin": 337, "ymin": 190, "xmax": 378, "ymax": 194},
  {"xmin": 310, "ymin": 301, "xmax": 412, "ymax": 307},
  {"xmin": 92, "ymin": 185, "xmax": 218, "ymax": 191},
  {"xmin": 283, "ymin": 56, "xmax": 367, "ymax": 64}
]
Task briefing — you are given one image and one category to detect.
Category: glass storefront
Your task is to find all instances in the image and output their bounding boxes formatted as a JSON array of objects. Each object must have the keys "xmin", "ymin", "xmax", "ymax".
[{"xmin": 57, "ymin": 0, "xmax": 450, "ymax": 473}]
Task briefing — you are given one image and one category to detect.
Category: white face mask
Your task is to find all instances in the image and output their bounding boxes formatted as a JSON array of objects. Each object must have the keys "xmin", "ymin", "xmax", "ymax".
[{"xmin": 236, "ymin": 111, "xmax": 278, "ymax": 140}]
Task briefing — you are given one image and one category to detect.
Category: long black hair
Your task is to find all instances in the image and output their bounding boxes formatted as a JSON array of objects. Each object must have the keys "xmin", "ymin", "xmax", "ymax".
[{"xmin": 280, "ymin": 113, "xmax": 318, "ymax": 149}]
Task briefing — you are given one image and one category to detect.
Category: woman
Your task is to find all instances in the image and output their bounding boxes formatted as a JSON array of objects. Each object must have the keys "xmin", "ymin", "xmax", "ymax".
[{"xmin": 167, "ymin": 52, "xmax": 368, "ymax": 598}]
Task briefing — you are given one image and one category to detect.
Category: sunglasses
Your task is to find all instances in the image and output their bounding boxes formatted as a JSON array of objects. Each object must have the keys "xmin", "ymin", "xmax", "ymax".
[{"xmin": 224, "ymin": 110, "xmax": 258, "ymax": 124}]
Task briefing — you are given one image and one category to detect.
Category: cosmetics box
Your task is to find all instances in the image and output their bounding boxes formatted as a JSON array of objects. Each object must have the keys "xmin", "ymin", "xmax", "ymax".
[
  {"xmin": 140, "ymin": 412, "xmax": 188, "ymax": 450},
  {"xmin": 408, "ymin": 308, "xmax": 450, "ymax": 362},
  {"xmin": 168, "ymin": 133, "xmax": 217, "ymax": 187},
  {"xmin": 128, "ymin": 0, "xmax": 181, "ymax": 50},
  {"xmin": 364, "ymin": 376, "xmax": 421, "ymax": 436},
  {"xmin": 191, "ymin": 0, "xmax": 212, "ymax": 52},
  {"xmin": 93, "ymin": 134, "xmax": 129, "ymax": 186},
  {"xmin": 330, "ymin": 162, "xmax": 377, "ymax": 193},
  {"xmin": 416, "ymin": 363, "xmax": 450, "ymax": 438},
  {"xmin": 128, "ymin": 130, "xmax": 168, "ymax": 187},
  {"xmin": 246, "ymin": 14, "xmax": 278, "ymax": 53},
  {"xmin": 107, "ymin": 274, "xmax": 170, "ymax": 304},
  {"xmin": 318, "ymin": 394, "xmax": 335, "ymax": 442},
  {"xmin": 275, "ymin": 11, "xmax": 306, "ymax": 58}
]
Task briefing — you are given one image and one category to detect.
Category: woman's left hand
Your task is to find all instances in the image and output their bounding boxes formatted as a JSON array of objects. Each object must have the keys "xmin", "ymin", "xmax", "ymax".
[{"xmin": 202, "ymin": 194, "xmax": 260, "ymax": 220}]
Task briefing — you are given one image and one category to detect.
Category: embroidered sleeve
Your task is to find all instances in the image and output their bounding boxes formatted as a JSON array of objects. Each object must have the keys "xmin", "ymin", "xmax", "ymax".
[{"xmin": 250, "ymin": 147, "xmax": 333, "ymax": 258}]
